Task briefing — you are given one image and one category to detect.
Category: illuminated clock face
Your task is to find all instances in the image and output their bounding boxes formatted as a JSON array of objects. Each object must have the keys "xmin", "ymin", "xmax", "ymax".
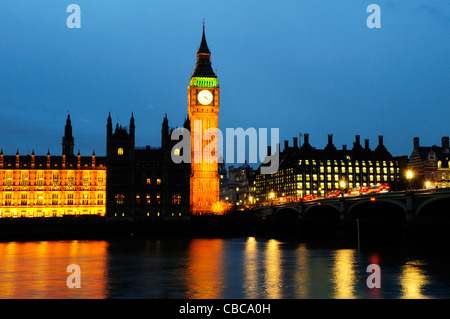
[{"xmin": 198, "ymin": 90, "xmax": 213, "ymax": 105}]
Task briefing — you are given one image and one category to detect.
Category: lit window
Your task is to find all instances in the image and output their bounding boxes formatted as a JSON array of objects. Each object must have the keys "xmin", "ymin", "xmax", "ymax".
[
  {"xmin": 37, "ymin": 193, "xmax": 44, "ymax": 206},
  {"xmin": 68, "ymin": 171, "xmax": 75, "ymax": 186},
  {"xmin": 52, "ymin": 193, "xmax": 59, "ymax": 205},
  {"xmin": 146, "ymin": 194, "xmax": 151, "ymax": 204},
  {"xmin": 118, "ymin": 148, "xmax": 124, "ymax": 156},
  {"xmin": 52, "ymin": 172, "xmax": 60, "ymax": 186},
  {"xmin": 20, "ymin": 193, "xmax": 28, "ymax": 206},
  {"xmin": 146, "ymin": 178, "xmax": 151, "ymax": 185},
  {"xmin": 82, "ymin": 171, "xmax": 90, "ymax": 186},
  {"xmin": 136, "ymin": 194, "xmax": 140, "ymax": 204},
  {"xmin": 4, "ymin": 193, "xmax": 12, "ymax": 206},
  {"xmin": 157, "ymin": 178, "xmax": 161, "ymax": 185},
  {"xmin": 115, "ymin": 194, "xmax": 125, "ymax": 205},
  {"xmin": 5, "ymin": 171, "xmax": 13, "ymax": 186},
  {"xmin": 37, "ymin": 171, "xmax": 44, "ymax": 186},
  {"xmin": 97, "ymin": 172, "xmax": 105, "ymax": 186},
  {"xmin": 156, "ymin": 193, "xmax": 161, "ymax": 204},
  {"xmin": 174, "ymin": 148, "xmax": 180, "ymax": 156},
  {"xmin": 172, "ymin": 194, "xmax": 181, "ymax": 205},
  {"xmin": 82, "ymin": 193, "xmax": 89, "ymax": 205},
  {"xmin": 21, "ymin": 171, "xmax": 29, "ymax": 186},
  {"xmin": 67, "ymin": 193, "xmax": 74, "ymax": 205}
]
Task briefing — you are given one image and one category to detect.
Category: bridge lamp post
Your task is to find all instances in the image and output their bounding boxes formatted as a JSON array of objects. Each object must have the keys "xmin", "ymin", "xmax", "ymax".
[
  {"xmin": 269, "ymin": 191, "xmax": 275, "ymax": 205},
  {"xmin": 406, "ymin": 170, "xmax": 414, "ymax": 191},
  {"xmin": 340, "ymin": 180, "xmax": 347, "ymax": 197}
]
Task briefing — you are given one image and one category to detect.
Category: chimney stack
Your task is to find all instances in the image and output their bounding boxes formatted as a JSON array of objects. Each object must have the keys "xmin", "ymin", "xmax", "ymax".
[
  {"xmin": 414, "ymin": 137, "xmax": 420, "ymax": 150},
  {"xmin": 355, "ymin": 135, "xmax": 361, "ymax": 146},
  {"xmin": 284, "ymin": 140, "xmax": 289, "ymax": 151},
  {"xmin": 365, "ymin": 139, "xmax": 370, "ymax": 150},
  {"xmin": 442, "ymin": 136, "xmax": 449, "ymax": 149},
  {"xmin": 293, "ymin": 137, "xmax": 298, "ymax": 148}
]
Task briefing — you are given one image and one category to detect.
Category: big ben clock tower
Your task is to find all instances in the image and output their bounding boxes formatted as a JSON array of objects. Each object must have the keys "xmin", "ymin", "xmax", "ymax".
[{"xmin": 188, "ymin": 24, "xmax": 220, "ymax": 215}]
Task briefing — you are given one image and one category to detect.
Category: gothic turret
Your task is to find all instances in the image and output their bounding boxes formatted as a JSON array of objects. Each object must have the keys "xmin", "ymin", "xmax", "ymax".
[{"xmin": 62, "ymin": 114, "xmax": 75, "ymax": 157}]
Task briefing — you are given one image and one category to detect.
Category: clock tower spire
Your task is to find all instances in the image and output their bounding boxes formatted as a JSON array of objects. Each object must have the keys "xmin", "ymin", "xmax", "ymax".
[{"xmin": 188, "ymin": 24, "xmax": 220, "ymax": 215}]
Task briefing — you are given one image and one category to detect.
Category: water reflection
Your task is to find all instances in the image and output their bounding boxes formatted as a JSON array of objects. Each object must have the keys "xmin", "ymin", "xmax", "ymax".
[
  {"xmin": 243, "ymin": 237, "xmax": 259, "ymax": 298},
  {"xmin": 264, "ymin": 239, "xmax": 282, "ymax": 298},
  {"xmin": 185, "ymin": 238, "xmax": 224, "ymax": 298},
  {"xmin": 294, "ymin": 244, "xmax": 309, "ymax": 298},
  {"xmin": 400, "ymin": 261, "xmax": 429, "ymax": 299},
  {"xmin": 332, "ymin": 249, "xmax": 356, "ymax": 299},
  {"xmin": 0, "ymin": 238, "xmax": 448, "ymax": 298},
  {"xmin": 0, "ymin": 241, "xmax": 108, "ymax": 298}
]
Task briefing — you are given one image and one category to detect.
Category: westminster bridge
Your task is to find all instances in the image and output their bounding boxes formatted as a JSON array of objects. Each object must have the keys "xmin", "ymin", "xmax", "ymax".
[{"xmin": 250, "ymin": 188, "xmax": 450, "ymax": 240}]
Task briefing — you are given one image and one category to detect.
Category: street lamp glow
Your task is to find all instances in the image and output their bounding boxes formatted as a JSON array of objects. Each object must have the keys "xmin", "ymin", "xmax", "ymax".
[{"xmin": 406, "ymin": 170, "xmax": 414, "ymax": 180}]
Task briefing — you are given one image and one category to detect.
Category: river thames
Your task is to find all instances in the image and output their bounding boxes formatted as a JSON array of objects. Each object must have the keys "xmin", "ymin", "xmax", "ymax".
[{"xmin": 0, "ymin": 237, "xmax": 449, "ymax": 299}]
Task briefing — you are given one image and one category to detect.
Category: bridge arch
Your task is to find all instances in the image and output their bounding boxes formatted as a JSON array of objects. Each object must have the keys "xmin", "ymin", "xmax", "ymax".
[
  {"xmin": 416, "ymin": 194, "xmax": 450, "ymax": 221},
  {"xmin": 274, "ymin": 207, "xmax": 299, "ymax": 221},
  {"xmin": 345, "ymin": 199, "xmax": 407, "ymax": 240},
  {"xmin": 347, "ymin": 199, "xmax": 407, "ymax": 219},
  {"xmin": 302, "ymin": 204, "xmax": 341, "ymax": 223}
]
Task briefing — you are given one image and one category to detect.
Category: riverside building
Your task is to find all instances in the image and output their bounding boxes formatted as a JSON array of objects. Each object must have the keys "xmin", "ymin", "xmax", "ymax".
[{"xmin": 254, "ymin": 134, "xmax": 402, "ymax": 202}]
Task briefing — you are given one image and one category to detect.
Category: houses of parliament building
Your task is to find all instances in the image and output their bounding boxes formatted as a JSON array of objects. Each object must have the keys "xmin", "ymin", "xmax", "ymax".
[{"xmin": 0, "ymin": 112, "xmax": 190, "ymax": 219}]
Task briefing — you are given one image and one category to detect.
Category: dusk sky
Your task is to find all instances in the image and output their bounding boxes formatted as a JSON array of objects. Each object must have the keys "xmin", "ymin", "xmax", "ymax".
[{"xmin": 0, "ymin": 1, "xmax": 448, "ymax": 166}]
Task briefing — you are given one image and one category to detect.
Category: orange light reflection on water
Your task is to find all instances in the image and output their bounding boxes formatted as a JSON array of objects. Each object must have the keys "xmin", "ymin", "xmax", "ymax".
[
  {"xmin": 185, "ymin": 238, "xmax": 224, "ymax": 299},
  {"xmin": 0, "ymin": 241, "xmax": 108, "ymax": 299}
]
